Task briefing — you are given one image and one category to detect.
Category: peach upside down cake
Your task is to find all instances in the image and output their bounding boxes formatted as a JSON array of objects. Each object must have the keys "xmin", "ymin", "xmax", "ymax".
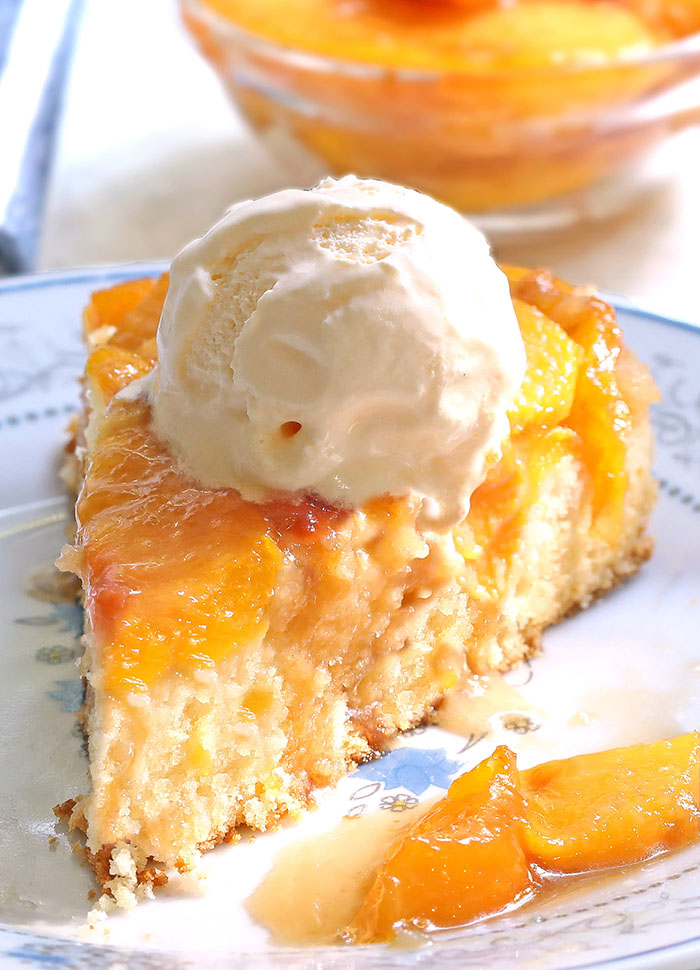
[{"xmin": 57, "ymin": 180, "xmax": 658, "ymax": 908}]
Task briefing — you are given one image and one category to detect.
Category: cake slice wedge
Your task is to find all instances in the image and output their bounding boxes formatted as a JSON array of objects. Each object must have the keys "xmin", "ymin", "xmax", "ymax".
[{"xmin": 58, "ymin": 189, "xmax": 658, "ymax": 909}]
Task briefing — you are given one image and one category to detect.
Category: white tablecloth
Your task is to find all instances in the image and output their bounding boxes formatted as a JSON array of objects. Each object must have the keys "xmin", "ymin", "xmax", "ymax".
[{"xmin": 40, "ymin": 0, "xmax": 700, "ymax": 325}]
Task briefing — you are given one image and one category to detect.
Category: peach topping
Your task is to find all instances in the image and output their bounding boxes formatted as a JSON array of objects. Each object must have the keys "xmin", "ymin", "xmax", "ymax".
[
  {"xmin": 198, "ymin": 0, "xmax": 693, "ymax": 71},
  {"xmin": 78, "ymin": 270, "xmax": 646, "ymax": 694},
  {"xmin": 348, "ymin": 733, "xmax": 700, "ymax": 941},
  {"xmin": 80, "ymin": 279, "xmax": 350, "ymax": 694}
]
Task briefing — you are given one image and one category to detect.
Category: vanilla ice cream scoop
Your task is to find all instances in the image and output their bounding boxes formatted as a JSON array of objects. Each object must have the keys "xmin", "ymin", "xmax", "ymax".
[{"xmin": 149, "ymin": 176, "xmax": 525, "ymax": 528}]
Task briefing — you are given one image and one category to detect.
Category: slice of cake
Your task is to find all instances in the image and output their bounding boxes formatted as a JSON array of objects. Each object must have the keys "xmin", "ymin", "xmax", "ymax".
[{"xmin": 58, "ymin": 177, "xmax": 657, "ymax": 908}]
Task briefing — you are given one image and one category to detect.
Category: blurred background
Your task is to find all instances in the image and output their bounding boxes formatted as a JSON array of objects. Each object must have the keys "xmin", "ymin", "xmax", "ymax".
[{"xmin": 4, "ymin": 0, "xmax": 700, "ymax": 321}]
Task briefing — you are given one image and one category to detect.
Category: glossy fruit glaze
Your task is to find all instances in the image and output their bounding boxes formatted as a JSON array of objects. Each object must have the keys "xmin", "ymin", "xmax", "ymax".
[
  {"xmin": 198, "ymin": 0, "xmax": 700, "ymax": 71},
  {"xmin": 505, "ymin": 265, "xmax": 646, "ymax": 542},
  {"xmin": 77, "ymin": 269, "xmax": 649, "ymax": 694},
  {"xmin": 348, "ymin": 732, "xmax": 700, "ymax": 941},
  {"xmin": 78, "ymin": 397, "xmax": 350, "ymax": 695},
  {"xmin": 79, "ymin": 279, "xmax": 352, "ymax": 693}
]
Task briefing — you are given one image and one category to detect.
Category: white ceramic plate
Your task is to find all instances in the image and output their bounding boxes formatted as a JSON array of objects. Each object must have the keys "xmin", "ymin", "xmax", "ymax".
[{"xmin": 1, "ymin": 265, "xmax": 699, "ymax": 970}]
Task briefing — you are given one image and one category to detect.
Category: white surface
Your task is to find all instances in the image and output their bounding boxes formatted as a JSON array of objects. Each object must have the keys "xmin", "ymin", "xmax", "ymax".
[
  {"xmin": 39, "ymin": 0, "xmax": 700, "ymax": 325},
  {"xmin": 1, "ymin": 267, "xmax": 700, "ymax": 970}
]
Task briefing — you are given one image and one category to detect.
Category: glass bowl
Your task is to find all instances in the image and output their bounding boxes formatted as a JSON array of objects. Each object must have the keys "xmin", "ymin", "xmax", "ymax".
[{"xmin": 181, "ymin": 0, "xmax": 700, "ymax": 234}]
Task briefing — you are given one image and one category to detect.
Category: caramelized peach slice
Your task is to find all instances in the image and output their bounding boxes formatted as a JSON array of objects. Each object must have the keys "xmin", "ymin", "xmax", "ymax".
[
  {"xmin": 348, "ymin": 735, "xmax": 700, "ymax": 942},
  {"xmin": 505, "ymin": 264, "xmax": 603, "ymax": 330},
  {"xmin": 83, "ymin": 275, "xmax": 166, "ymax": 366},
  {"xmin": 347, "ymin": 746, "xmax": 533, "ymax": 942},
  {"xmin": 509, "ymin": 299, "xmax": 583, "ymax": 434},
  {"xmin": 565, "ymin": 312, "xmax": 631, "ymax": 544},
  {"xmin": 523, "ymin": 733, "xmax": 700, "ymax": 872},
  {"xmin": 80, "ymin": 400, "xmax": 283, "ymax": 695},
  {"xmin": 506, "ymin": 267, "xmax": 631, "ymax": 543},
  {"xmin": 83, "ymin": 278, "xmax": 158, "ymax": 336},
  {"xmin": 85, "ymin": 346, "xmax": 154, "ymax": 406},
  {"xmin": 79, "ymin": 395, "xmax": 348, "ymax": 696},
  {"xmin": 107, "ymin": 274, "xmax": 168, "ymax": 359},
  {"xmin": 465, "ymin": 426, "xmax": 580, "ymax": 575}
]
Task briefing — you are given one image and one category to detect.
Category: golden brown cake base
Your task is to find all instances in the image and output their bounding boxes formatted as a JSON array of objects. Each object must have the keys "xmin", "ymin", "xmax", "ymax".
[{"xmin": 58, "ymin": 269, "xmax": 658, "ymax": 908}]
